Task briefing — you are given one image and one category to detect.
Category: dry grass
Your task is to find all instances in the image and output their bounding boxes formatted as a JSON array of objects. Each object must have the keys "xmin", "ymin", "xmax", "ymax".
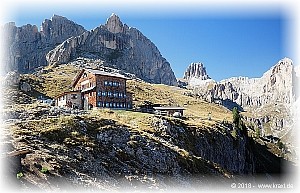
[
  {"xmin": 89, "ymin": 108, "xmax": 156, "ymax": 133},
  {"xmin": 127, "ymin": 80, "xmax": 233, "ymax": 124},
  {"xmin": 21, "ymin": 64, "xmax": 81, "ymax": 98},
  {"xmin": 19, "ymin": 64, "xmax": 233, "ymax": 128}
]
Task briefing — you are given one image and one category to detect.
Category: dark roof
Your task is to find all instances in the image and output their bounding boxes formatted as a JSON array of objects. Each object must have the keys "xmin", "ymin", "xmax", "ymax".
[
  {"xmin": 72, "ymin": 68, "xmax": 129, "ymax": 88},
  {"xmin": 153, "ymin": 107, "xmax": 185, "ymax": 110},
  {"xmin": 86, "ymin": 69, "xmax": 128, "ymax": 79},
  {"xmin": 55, "ymin": 90, "xmax": 81, "ymax": 98},
  {"xmin": 81, "ymin": 86, "xmax": 96, "ymax": 93}
]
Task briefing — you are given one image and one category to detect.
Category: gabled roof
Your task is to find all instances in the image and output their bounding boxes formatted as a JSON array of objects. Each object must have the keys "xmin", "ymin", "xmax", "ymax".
[
  {"xmin": 55, "ymin": 90, "xmax": 81, "ymax": 99},
  {"xmin": 153, "ymin": 107, "xmax": 185, "ymax": 110},
  {"xmin": 81, "ymin": 86, "xmax": 96, "ymax": 93},
  {"xmin": 72, "ymin": 68, "xmax": 129, "ymax": 88}
]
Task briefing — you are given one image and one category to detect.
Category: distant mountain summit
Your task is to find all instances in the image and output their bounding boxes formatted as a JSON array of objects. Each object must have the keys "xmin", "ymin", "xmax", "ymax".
[
  {"xmin": 1, "ymin": 15, "xmax": 86, "ymax": 73},
  {"xmin": 1, "ymin": 14, "xmax": 177, "ymax": 86},
  {"xmin": 105, "ymin": 13, "xmax": 124, "ymax": 33},
  {"xmin": 183, "ymin": 62, "xmax": 210, "ymax": 81},
  {"xmin": 189, "ymin": 58, "xmax": 296, "ymax": 109},
  {"xmin": 178, "ymin": 62, "xmax": 214, "ymax": 88},
  {"xmin": 184, "ymin": 58, "xmax": 296, "ymax": 140},
  {"xmin": 46, "ymin": 13, "xmax": 177, "ymax": 85}
]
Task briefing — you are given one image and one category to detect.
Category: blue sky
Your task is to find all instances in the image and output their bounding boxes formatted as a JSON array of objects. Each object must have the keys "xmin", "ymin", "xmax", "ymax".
[{"xmin": 3, "ymin": 3, "xmax": 291, "ymax": 81}]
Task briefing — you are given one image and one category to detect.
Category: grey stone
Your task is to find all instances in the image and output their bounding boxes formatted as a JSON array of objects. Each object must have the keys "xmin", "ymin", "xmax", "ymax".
[
  {"xmin": 20, "ymin": 81, "xmax": 31, "ymax": 92},
  {"xmin": 1, "ymin": 15, "xmax": 86, "ymax": 73},
  {"xmin": 46, "ymin": 14, "xmax": 177, "ymax": 86}
]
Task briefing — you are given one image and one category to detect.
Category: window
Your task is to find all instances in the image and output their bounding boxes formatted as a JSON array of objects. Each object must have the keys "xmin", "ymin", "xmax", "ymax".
[
  {"xmin": 104, "ymin": 81, "xmax": 108, "ymax": 86},
  {"xmin": 105, "ymin": 102, "xmax": 109, "ymax": 107},
  {"xmin": 98, "ymin": 101, "xmax": 102, "ymax": 107},
  {"xmin": 102, "ymin": 91, "xmax": 106, "ymax": 96},
  {"xmin": 112, "ymin": 82, "xmax": 119, "ymax": 87},
  {"xmin": 117, "ymin": 103, "xmax": 120, "ymax": 108},
  {"xmin": 109, "ymin": 81, "xmax": 113, "ymax": 86},
  {"xmin": 113, "ymin": 103, "xmax": 116, "ymax": 108},
  {"xmin": 108, "ymin": 91, "xmax": 112, "ymax": 97},
  {"xmin": 71, "ymin": 94, "xmax": 77, "ymax": 99},
  {"xmin": 114, "ymin": 92, "xmax": 118, "ymax": 98},
  {"xmin": 97, "ymin": 91, "xmax": 101, "ymax": 96},
  {"xmin": 109, "ymin": 102, "xmax": 113, "ymax": 107}
]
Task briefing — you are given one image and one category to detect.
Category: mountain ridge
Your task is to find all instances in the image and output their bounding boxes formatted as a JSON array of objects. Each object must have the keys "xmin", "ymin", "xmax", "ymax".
[
  {"xmin": 180, "ymin": 57, "xmax": 297, "ymax": 145},
  {"xmin": 1, "ymin": 15, "xmax": 86, "ymax": 73},
  {"xmin": 1, "ymin": 14, "xmax": 177, "ymax": 86}
]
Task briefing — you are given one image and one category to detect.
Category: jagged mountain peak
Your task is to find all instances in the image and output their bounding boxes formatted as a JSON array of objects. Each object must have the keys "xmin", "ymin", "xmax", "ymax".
[
  {"xmin": 183, "ymin": 62, "xmax": 211, "ymax": 81},
  {"xmin": 269, "ymin": 57, "xmax": 293, "ymax": 75},
  {"xmin": 51, "ymin": 14, "xmax": 67, "ymax": 20},
  {"xmin": 105, "ymin": 13, "xmax": 124, "ymax": 33}
]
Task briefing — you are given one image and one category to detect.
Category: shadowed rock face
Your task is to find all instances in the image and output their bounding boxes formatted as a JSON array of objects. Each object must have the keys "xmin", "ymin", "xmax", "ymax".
[
  {"xmin": 2, "ymin": 13, "xmax": 177, "ymax": 86},
  {"xmin": 1, "ymin": 15, "xmax": 86, "ymax": 73},
  {"xmin": 46, "ymin": 14, "xmax": 177, "ymax": 86}
]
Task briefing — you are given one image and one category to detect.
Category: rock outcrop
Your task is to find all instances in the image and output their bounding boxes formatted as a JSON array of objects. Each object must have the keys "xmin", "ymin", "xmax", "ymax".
[
  {"xmin": 46, "ymin": 14, "xmax": 177, "ymax": 86},
  {"xmin": 183, "ymin": 62, "xmax": 211, "ymax": 81},
  {"xmin": 192, "ymin": 58, "xmax": 296, "ymax": 109},
  {"xmin": 1, "ymin": 15, "xmax": 86, "ymax": 73},
  {"xmin": 3, "ymin": 71, "xmax": 20, "ymax": 86},
  {"xmin": 4, "ymin": 106, "xmax": 289, "ymax": 191},
  {"xmin": 2, "ymin": 14, "xmax": 177, "ymax": 85},
  {"xmin": 188, "ymin": 58, "xmax": 296, "ymax": 140},
  {"xmin": 179, "ymin": 62, "xmax": 214, "ymax": 88}
]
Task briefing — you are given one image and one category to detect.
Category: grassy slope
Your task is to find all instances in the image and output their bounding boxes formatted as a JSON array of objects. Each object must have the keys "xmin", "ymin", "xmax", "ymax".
[
  {"xmin": 6, "ymin": 64, "xmax": 291, "ymax": 190},
  {"xmin": 127, "ymin": 80, "xmax": 232, "ymax": 125},
  {"xmin": 21, "ymin": 64, "xmax": 81, "ymax": 98},
  {"xmin": 21, "ymin": 64, "xmax": 233, "ymax": 125}
]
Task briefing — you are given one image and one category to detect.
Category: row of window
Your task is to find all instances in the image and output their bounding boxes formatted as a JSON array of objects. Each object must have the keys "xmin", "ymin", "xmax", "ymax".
[
  {"xmin": 104, "ymin": 81, "xmax": 122, "ymax": 87},
  {"xmin": 97, "ymin": 101, "xmax": 131, "ymax": 108},
  {"xmin": 97, "ymin": 91, "xmax": 127, "ymax": 98},
  {"xmin": 77, "ymin": 80, "xmax": 122, "ymax": 91}
]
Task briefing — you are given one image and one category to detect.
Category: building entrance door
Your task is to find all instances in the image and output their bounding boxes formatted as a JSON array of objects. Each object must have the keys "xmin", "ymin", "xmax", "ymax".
[{"xmin": 84, "ymin": 96, "xmax": 89, "ymax": 110}]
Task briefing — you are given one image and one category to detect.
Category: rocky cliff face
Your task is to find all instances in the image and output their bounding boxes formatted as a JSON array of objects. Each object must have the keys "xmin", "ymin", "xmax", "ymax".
[
  {"xmin": 1, "ymin": 15, "xmax": 86, "ymax": 73},
  {"xmin": 188, "ymin": 58, "xmax": 297, "ymax": 141},
  {"xmin": 46, "ymin": 14, "xmax": 177, "ymax": 86},
  {"xmin": 183, "ymin": 62, "xmax": 211, "ymax": 81},
  {"xmin": 192, "ymin": 58, "xmax": 296, "ymax": 109},
  {"xmin": 179, "ymin": 62, "xmax": 214, "ymax": 88},
  {"xmin": 3, "ymin": 105, "xmax": 288, "ymax": 191}
]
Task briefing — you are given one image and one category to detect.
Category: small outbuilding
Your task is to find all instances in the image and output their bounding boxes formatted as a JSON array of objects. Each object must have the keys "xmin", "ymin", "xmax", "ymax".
[
  {"xmin": 153, "ymin": 106, "xmax": 185, "ymax": 117},
  {"xmin": 55, "ymin": 91, "xmax": 82, "ymax": 109}
]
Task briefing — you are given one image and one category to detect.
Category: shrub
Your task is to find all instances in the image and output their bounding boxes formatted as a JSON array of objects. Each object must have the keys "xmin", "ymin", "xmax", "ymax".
[
  {"xmin": 255, "ymin": 127, "xmax": 260, "ymax": 138},
  {"xmin": 232, "ymin": 107, "xmax": 240, "ymax": 126},
  {"xmin": 17, "ymin": 172, "xmax": 23, "ymax": 179},
  {"xmin": 231, "ymin": 129, "xmax": 237, "ymax": 138},
  {"xmin": 40, "ymin": 167, "xmax": 49, "ymax": 174}
]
